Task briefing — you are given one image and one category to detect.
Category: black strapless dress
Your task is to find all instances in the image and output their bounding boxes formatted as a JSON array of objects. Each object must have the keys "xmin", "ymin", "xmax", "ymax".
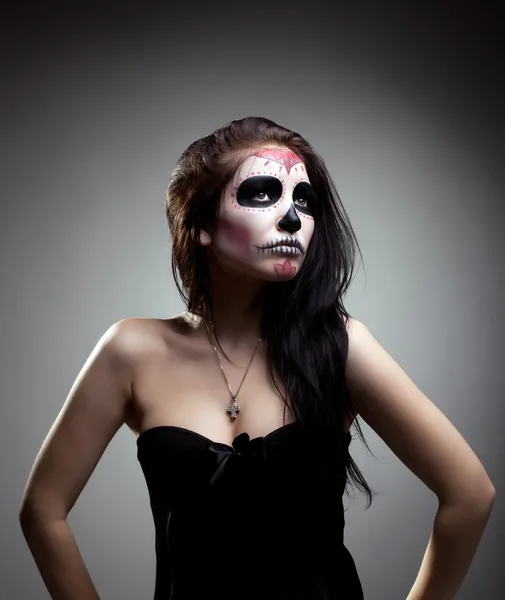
[{"xmin": 136, "ymin": 421, "xmax": 364, "ymax": 599}]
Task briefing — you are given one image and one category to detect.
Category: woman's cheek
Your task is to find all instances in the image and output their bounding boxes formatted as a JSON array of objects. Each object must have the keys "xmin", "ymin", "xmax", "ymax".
[{"xmin": 217, "ymin": 217, "xmax": 254, "ymax": 259}]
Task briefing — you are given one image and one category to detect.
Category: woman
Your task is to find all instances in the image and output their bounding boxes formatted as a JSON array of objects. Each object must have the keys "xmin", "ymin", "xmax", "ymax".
[{"xmin": 19, "ymin": 117, "xmax": 495, "ymax": 599}]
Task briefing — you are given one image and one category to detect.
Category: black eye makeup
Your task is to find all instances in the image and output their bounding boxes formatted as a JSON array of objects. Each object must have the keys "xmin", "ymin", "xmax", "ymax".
[
  {"xmin": 235, "ymin": 175, "xmax": 315, "ymax": 214},
  {"xmin": 236, "ymin": 176, "xmax": 282, "ymax": 208},
  {"xmin": 292, "ymin": 182, "xmax": 316, "ymax": 216}
]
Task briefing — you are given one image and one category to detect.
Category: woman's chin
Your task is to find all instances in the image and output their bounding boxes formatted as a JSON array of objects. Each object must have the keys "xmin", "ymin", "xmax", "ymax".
[
  {"xmin": 255, "ymin": 258, "xmax": 300, "ymax": 282},
  {"xmin": 217, "ymin": 257, "xmax": 301, "ymax": 282},
  {"xmin": 272, "ymin": 258, "xmax": 297, "ymax": 278}
]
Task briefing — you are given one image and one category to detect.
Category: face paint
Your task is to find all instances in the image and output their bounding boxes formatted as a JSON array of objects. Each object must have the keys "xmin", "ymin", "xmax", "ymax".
[{"xmin": 210, "ymin": 146, "xmax": 316, "ymax": 281}]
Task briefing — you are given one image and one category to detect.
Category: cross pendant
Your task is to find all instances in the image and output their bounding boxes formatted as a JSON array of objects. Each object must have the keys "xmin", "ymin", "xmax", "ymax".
[{"xmin": 226, "ymin": 400, "xmax": 240, "ymax": 420}]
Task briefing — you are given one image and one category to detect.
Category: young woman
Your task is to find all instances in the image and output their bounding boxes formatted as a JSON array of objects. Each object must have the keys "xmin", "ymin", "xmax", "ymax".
[{"xmin": 19, "ymin": 117, "xmax": 495, "ymax": 599}]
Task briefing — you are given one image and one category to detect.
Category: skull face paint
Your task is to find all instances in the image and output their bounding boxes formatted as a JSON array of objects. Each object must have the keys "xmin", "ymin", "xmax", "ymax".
[{"xmin": 210, "ymin": 147, "xmax": 315, "ymax": 281}]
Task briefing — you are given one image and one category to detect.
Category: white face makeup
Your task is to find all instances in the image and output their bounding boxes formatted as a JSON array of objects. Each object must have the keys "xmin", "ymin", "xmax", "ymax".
[{"xmin": 206, "ymin": 146, "xmax": 316, "ymax": 281}]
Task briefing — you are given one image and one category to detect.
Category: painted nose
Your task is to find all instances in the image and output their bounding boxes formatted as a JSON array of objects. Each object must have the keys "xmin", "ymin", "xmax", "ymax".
[{"xmin": 277, "ymin": 204, "xmax": 302, "ymax": 234}]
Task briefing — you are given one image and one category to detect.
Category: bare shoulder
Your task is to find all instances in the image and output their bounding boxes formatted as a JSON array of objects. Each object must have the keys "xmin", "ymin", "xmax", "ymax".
[
  {"xmin": 108, "ymin": 317, "xmax": 169, "ymax": 361},
  {"xmin": 344, "ymin": 318, "xmax": 495, "ymax": 505},
  {"xmin": 110, "ymin": 314, "xmax": 202, "ymax": 378}
]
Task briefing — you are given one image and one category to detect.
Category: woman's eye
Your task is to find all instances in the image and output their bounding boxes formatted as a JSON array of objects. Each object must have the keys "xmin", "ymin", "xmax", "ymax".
[
  {"xmin": 295, "ymin": 197, "xmax": 307, "ymax": 206},
  {"xmin": 253, "ymin": 192, "xmax": 270, "ymax": 201}
]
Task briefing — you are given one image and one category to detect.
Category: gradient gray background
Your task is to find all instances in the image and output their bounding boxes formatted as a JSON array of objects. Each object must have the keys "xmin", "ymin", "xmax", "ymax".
[{"xmin": 2, "ymin": 1, "xmax": 504, "ymax": 598}]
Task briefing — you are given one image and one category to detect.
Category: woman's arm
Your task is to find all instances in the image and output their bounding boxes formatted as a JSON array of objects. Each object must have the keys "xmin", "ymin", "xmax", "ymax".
[
  {"xmin": 345, "ymin": 318, "xmax": 496, "ymax": 600},
  {"xmin": 19, "ymin": 517, "xmax": 101, "ymax": 600},
  {"xmin": 19, "ymin": 319, "xmax": 138, "ymax": 600},
  {"xmin": 405, "ymin": 498, "xmax": 494, "ymax": 600}
]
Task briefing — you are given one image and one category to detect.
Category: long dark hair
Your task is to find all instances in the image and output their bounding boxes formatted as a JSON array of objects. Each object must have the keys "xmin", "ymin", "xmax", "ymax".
[{"xmin": 166, "ymin": 116, "xmax": 376, "ymax": 508}]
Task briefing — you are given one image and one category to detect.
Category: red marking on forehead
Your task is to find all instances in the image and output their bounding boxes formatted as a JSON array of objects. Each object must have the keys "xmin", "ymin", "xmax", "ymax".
[{"xmin": 252, "ymin": 148, "xmax": 303, "ymax": 175}]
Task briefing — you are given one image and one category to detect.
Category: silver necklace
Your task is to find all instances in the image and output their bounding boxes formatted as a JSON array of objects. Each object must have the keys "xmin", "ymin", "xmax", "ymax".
[{"xmin": 204, "ymin": 321, "xmax": 262, "ymax": 420}]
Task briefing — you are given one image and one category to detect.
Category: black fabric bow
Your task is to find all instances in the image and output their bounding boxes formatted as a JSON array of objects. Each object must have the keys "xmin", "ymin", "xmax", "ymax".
[{"xmin": 208, "ymin": 432, "xmax": 268, "ymax": 496}]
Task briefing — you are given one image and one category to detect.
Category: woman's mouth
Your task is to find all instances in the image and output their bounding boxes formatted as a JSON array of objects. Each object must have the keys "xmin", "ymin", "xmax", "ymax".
[{"xmin": 261, "ymin": 245, "xmax": 302, "ymax": 256}]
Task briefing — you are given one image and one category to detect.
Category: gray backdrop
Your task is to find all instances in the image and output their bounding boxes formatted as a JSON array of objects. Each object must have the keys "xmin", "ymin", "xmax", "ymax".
[{"xmin": 2, "ymin": 1, "xmax": 503, "ymax": 598}]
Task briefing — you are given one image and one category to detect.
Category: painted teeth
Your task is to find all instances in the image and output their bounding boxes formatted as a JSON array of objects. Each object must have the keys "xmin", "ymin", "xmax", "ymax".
[{"xmin": 267, "ymin": 246, "xmax": 301, "ymax": 255}]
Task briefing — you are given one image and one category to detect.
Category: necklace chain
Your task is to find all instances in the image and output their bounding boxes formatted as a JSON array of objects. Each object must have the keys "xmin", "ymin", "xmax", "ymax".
[{"xmin": 204, "ymin": 320, "xmax": 262, "ymax": 420}]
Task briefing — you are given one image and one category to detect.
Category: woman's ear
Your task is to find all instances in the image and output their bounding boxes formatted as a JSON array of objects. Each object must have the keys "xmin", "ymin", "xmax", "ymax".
[{"xmin": 198, "ymin": 229, "xmax": 212, "ymax": 246}]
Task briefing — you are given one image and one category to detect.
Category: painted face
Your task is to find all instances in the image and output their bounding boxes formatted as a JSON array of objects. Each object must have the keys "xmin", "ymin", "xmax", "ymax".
[{"xmin": 209, "ymin": 146, "xmax": 316, "ymax": 281}]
